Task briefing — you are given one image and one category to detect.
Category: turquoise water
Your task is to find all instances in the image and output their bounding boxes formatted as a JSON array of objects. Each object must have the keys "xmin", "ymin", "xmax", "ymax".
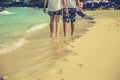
[
  {"xmin": 0, "ymin": 8, "xmax": 49, "ymax": 38},
  {"xmin": 0, "ymin": 8, "xmax": 49, "ymax": 53}
]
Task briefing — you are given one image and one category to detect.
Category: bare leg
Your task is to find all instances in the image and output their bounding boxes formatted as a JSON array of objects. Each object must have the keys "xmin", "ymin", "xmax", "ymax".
[
  {"xmin": 63, "ymin": 22, "xmax": 68, "ymax": 37},
  {"xmin": 55, "ymin": 15, "xmax": 60, "ymax": 38},
  {"xmin": 50, "ymin": 16, "xmax": 54, "ymax": 37},
  {"xmin": 71, "ymin": 22, "xmax": 75, "ymax": 36}
]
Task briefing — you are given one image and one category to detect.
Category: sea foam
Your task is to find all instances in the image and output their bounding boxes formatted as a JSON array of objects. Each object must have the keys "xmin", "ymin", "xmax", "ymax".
[
  {"xmin": 0, "ymin": 38, "xmax": 28, "ymax": 55},
  {"xmin": 27, "ymin": 23, "xmax": 48, "ymax": 33},
  {"xmin": 0, "ymin": 10, "xmax": 10, "ymax": 14},
  {"xmin": 0, "ymin": 23, "xmax": 48, "ymax": 55}
]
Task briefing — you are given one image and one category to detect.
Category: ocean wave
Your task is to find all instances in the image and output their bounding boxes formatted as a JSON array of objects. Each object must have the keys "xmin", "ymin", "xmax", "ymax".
[
  {"xmin": 0, "ymin": 10, "xmax": 10, "ymax": 14},
  {"xmin": 0, "ymin": 23, "xmax": 48, "ymax": 55},
  {"xmin": 26, "ymin": 23, "xmax": 48, "ymax": 33},
  {"xmin": 0, "ymin": 11, "xmax": 14, "ymax": 15},
  {"xmin": 0, "ymin": 38, "xmax": 28, "ymax": 55}
]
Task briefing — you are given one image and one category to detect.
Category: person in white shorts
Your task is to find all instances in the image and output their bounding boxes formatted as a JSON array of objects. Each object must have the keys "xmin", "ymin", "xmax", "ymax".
[{"xmin": 43, "ymin": 0, "xmax": 66, "ymax": 38}]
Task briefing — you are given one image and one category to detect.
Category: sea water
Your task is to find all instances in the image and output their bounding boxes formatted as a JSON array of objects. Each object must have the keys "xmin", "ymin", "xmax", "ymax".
[{"xmin": 0, "ymin": 7, "xmax": 49, "ymax": 54}]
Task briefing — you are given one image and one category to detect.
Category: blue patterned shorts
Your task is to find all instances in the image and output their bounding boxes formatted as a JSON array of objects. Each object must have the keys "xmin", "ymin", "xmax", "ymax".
[
  {"xmin": 48, "ymin": 10, "xmax": 62, "ymax": 16},
  {"xmin": 63, "ymin": 8, "xmax": 76, "ymax": 22}
]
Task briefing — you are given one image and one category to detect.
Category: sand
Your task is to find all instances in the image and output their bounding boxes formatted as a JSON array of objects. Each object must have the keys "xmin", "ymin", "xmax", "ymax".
[{"xmin": 0, "ymin": 10, "xmax": 120, "ymax": 80}]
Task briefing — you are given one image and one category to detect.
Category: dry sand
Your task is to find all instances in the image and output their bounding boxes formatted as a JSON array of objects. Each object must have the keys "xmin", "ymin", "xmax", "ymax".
[{"xmin": 0, "ymin": 10, "xmax": 120, "ymax": 80}]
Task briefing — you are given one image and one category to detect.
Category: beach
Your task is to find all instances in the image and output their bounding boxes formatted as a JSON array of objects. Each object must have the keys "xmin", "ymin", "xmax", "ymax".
[{"xmin": 0, "ymin": 10, "xmax": 120, "ymax": 80}]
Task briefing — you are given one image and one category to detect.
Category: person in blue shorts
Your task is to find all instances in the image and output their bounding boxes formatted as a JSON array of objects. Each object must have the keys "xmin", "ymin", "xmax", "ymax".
[{"xmin": 63, "ymin": 0, "xmax": 81, "ymax": 37}]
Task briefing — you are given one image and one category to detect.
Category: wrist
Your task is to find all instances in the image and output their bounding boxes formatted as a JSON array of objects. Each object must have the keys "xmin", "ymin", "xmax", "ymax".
[{"xmin": 44, "ymin": 5, "xmax": 46, "ymax": 7}]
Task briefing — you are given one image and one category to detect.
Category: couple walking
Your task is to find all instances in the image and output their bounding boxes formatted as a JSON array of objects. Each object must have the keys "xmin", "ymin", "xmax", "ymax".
[{"xmin": 43, "ymin": 0, "xmax": 81, "ymax": 38}]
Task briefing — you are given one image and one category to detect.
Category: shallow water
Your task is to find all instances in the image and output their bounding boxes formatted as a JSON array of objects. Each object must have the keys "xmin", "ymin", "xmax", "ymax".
[
  {"xmin": 0, "ymin": 8, "xmax": 96, "ymax": 80},
  {"xmin": 0, "ymin": 8, "xmax": 49, "ymax": 54}
]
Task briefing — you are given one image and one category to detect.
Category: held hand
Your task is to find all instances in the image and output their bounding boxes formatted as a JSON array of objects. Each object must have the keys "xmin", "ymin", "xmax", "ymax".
[
  {"xmin": 64, "ymin": 8, "xmax": 69, "ymax": 16},
  {"xmin": 78, "ymin": 7, "xmax": 84, "ymax": 12}
]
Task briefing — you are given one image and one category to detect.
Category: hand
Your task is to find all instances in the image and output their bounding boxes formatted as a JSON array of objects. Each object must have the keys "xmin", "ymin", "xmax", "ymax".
[
  {"xmin": 43, "ymin": 6, "xmax": 46, "ymax": 13},
  {"xmin": 78, "ymin": 7, "xmax": 84, "ymax": 12},
  {"xmin": 64, "ymin": 8, "xmax": 69, "ymax": 16}
]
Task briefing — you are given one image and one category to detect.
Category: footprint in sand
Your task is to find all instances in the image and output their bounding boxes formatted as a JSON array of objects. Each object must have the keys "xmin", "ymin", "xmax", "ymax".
[
  {"xmin": 56, "ymin": 69, "xmax": 62, "ymax": 75},
  {"xmin": 73, "ymin": 53, "xmax": 78, "ymax": 55},
  {"xmin": 73, "ymin": 64, "xmax": 83, "ymax": 69},
  {"xmin": 62, "ymin": 58, "xmax": 69, "ymax": 62},
  {"xmin": 77, "ymin": 64, "xmax": 83, "ymax": 68},
  {"xmin": 71, "ymin": 45, "xmax": 74, "ymax": 48},
  {"xmin": 51, "ymin": 69, "xmax": 63, "ymax": 75},
  {"xmin": 71, "ymin": 40, "xmax": 75, "ymax": 42}
]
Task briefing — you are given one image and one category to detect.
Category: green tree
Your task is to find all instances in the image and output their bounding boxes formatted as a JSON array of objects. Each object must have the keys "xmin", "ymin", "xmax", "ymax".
[
  {"xmin": 29, "ymin": 0, "xmax": 44, "ymax": 7},
  {"xmin": 0, "ymin": 0, "xmax": 5, "ymax": 6},
  {"xmin": 0, "ymin": 0, "xmax": 13, "ymax": 6}
]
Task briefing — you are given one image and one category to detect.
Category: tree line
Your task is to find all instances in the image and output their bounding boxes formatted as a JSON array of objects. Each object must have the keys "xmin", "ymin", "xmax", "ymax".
[
  {"xmin": 0, "ymin": 0, "xmax": 120, "ymax": 7},
  {"xmin": 0, "ymin": 0, "xmax": 44, "ymax": 7}
]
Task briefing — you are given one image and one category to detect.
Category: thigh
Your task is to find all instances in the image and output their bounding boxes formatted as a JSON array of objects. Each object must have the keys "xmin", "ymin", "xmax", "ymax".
[
  {"xmin": 69, "ymin": 8, "xmax": 76, "ymax": 22},
  {"xmin": 50, "ymin": 16, "xmax": 54, "ymax": 22},
  {"xmin": 49, "ymin": 10, "xmax": 62, "ymax": 16},
  {"xmin": 63, "ymin": 9, "xmax": 69, "ymax": 22},
  {"xmin": 55, "ymin": 10, "xmax": 62, "ymax": 15},
  {"xmin": 55, "ymin": 15, "xmax": 60, "ymax": 22},
  {"xmin": 48, "ymin": 11, "xmax": 55, "ymax": 16}
]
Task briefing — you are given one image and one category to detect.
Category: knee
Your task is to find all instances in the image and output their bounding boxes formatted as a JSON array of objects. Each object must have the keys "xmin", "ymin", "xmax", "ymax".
[
  {"xmin": 55, "ymin": 18, "xmax": 60, "ymax": 24},
  {"xmin": 50, "ymin": 19, "xmax": 54, "ymax": 24}
]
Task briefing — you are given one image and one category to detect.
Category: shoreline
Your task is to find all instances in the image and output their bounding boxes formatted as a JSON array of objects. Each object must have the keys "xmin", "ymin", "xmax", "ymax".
[
  {"xmin": 0, "ymin": 23, "xmax": 48, "ymax": 55},
  {"xmin": 0, "ymin": 11, "xmax": 94, "ymax": 80},
  {"xmin": 0, "ymin": 10, "xmax": 120, "ymax": 80}
]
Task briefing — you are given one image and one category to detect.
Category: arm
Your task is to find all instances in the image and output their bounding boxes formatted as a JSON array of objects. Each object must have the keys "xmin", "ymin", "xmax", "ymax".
[
  {"xmin": 43, "ymin": 0, "xmax": 48, "ymax": 13},
  {"xmin": 76, "ymin": 0, "xmax": 80, "ymax": 9},
  {"xmin": 76, "ymin": 0, "xmax": 80, "ymax": 6},
  {"xmin": 76, "ymin": 0, "xmax": 84, "ymax": 12},
  {"xmin": 62, "ymin": 0, "xmax": 67, "ymax": 8},
  {"xmin": 62, "ymin": 0, "xmax": 69, "ymax": 15}
]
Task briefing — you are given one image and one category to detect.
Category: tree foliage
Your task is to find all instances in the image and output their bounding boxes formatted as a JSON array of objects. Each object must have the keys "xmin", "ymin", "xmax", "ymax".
[
  {"xmin": 29, "ymin": 0, "xmax": 44, "ymax": 7},
  {"xmin": 0, "ymin": 0, "xmax": 120, "ymax": 7},
  {"xmin": 0, "ymin": 0, "xmax": 13, "ymax": 6},
  {"xmin": 0, "ymin": 0, "xmax": 6, "ymax": 6}
]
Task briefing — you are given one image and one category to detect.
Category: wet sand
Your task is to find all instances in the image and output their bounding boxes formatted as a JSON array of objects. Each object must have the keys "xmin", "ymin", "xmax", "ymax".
[{"xmin": 0, "ymin": 10, "xmax": 120, "ymax": 80}]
